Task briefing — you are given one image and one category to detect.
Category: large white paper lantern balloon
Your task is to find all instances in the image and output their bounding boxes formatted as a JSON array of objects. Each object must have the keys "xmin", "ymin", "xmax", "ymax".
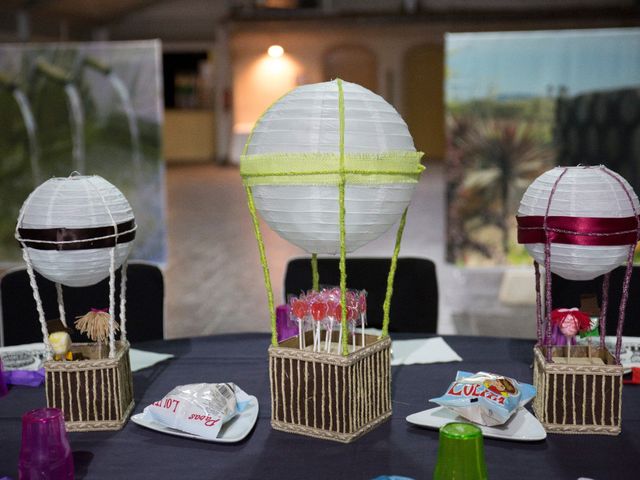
[
  {"xmin": 517, "ymin": 166, "xmax": 639, "ymax": 281},
  {"xmin": 241, "ymin": 79, "xmax": 423, "ymax": 254},
  {"xmin": 16, "ymin": 174, "xmax": 136, "ymax": 287}
]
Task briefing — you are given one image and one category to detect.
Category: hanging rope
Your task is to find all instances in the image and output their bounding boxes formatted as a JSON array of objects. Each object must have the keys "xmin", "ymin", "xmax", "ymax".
[
  {"xmin": 543, "ymin": 167, "xmax": 568, "ymax": 362},
  {"xmin": 246, "ymin": 185, "xmax": 278, "ymax": 346},
  {"xmin": 381, "ymin": 208, "xmax": 409, "ymax": 338},
  {"xmin": 337, "ymin": 79, "xmax": 349, "ymax": 356},
  {"xmin": 599, "ymin": 272, "xmax": 610, "ymax": 350},
  {"xmin": 107, "ymin": 248, "xmax": 117, "ymax": 358},
  {"xmin": 119, "ymin": 261, "xmax": 128, "ymax": 343},
  {"xmin": 534, "ymin": 261, "xmax": 542, "ymax": 345},
  {"xmin": 21, "ymin": 248, "xmax": 52, "ymax": 359},
  {"xmin": 311, "ymin": 253, "xmax": 319, "ymax": 291},
  {"xmin": 55, "ymin": 283, "xmax": 67, "ymax": 328}
]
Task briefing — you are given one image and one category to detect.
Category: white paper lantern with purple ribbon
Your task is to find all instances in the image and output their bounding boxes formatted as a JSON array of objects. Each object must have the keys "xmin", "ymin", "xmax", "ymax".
[{"xmin": 517, "ymin": 166, "xmax": 639, "ymax": 281}]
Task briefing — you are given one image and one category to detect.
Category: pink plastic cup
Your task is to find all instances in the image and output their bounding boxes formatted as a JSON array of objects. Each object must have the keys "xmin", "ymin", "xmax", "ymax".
[
  {"xmin": 0, "ymin": 357, "xmax": 8, "ymax": 398},
  {"xmin": 19, "ymin": 408, "xmax": 74, "ymax": 480}
]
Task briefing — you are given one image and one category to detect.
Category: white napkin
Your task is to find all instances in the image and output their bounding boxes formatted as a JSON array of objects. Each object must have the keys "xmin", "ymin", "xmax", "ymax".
[
  {"xmin": 391, "ymin": 337, "xmax": 462, "ymax": 366},
  {"xmin": 128, "ymin": 348, "xmax": 174, "ymax": 371}
]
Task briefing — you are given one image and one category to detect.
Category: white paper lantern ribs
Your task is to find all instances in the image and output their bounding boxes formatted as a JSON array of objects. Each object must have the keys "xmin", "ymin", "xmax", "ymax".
[
  {"xmin": 15, "ymin": 174, "xmax": 136, "ymax": 358},
  {"xmin": 517, "ymin": 165, "xmax": 639, "ymax": 361},
  {"xmin": 241, "ymin": 80, "xmax": 423, "ymax": 255}
]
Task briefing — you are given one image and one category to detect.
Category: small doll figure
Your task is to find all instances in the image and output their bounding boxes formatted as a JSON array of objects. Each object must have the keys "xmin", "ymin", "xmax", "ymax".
[{"xmin": 49, "ymin": 331, "xmax": 72, "ymax": 361}]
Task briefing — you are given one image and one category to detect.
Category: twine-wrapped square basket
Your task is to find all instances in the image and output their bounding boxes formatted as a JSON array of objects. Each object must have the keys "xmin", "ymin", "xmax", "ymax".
[
  {"xmin": 269, "ymin": 332, "xmax": 391, "ymax": 443},
  {"xmin": 44, "ymin": 341, "xmax": 134, "ymax": 432},
  {"xmin": 532, "ymin": 345, "xmax": 623, "ymax": 435}
]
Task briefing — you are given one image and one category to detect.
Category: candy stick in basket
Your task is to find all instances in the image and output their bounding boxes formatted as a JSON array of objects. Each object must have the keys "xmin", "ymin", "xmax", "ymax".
[
  {"xmin": 358, "ymin": 291, "xmax": 367, "ymax": 347},
  {"xmin": 336, "ymin": 304, "xmax": 345, "ymax": 354},
  {"xmin": 326, "ymin": 299, "xmax": 339, "ymax": 353},
  {"xmin": 310, "ymin": 299, "xmax": 327, "ymax": 352},
  {"xmin": 291, "ymin": 297, "xmax": 308, "ymax": 350}
]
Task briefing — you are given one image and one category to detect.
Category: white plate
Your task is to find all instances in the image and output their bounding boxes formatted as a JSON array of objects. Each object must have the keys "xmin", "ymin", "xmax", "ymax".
[
  {"xmin": 406, "ymin": 406, "xmax": 546, "ymax": 442},
  {"xmin": 131, "ymin": 396, "xmax": 259, "ymax": 443}
]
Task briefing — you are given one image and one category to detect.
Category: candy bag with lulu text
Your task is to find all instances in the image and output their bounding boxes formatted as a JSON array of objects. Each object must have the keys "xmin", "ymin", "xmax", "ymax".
[
  {"xmin": 143, "ymin": 383, "xmax": 251, "ymax": 439},
  {"xmin": 430, "ymin": 371, "xmax": 536, "ymax": 426}
]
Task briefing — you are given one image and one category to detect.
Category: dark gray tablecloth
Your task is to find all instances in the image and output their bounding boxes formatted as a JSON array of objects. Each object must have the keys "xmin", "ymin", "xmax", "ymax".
[{"xmin": 1, "ymin": 333, "xmax": 639, "ymax": 479}]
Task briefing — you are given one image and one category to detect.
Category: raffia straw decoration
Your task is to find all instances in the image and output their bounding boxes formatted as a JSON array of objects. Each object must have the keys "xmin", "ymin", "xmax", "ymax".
[{"xmin": 75, "ymin": 308, "xmax": 118, "ymax": 343}]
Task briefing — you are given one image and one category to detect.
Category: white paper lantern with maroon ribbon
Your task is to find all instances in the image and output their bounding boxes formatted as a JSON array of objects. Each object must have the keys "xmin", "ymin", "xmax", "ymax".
[
  {"xmin": 15, "ymin": 173, "xmax": 136, "ymax": 358},
  {"xmin": 517, "ymin": 165, "xmax": 639, "ymax": 361}
]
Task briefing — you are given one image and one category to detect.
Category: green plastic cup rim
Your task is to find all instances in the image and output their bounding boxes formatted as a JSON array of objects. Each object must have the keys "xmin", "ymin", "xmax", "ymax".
[{"xmin": 439, "ymin": 422, "xmax": 483, "ymax": 440}]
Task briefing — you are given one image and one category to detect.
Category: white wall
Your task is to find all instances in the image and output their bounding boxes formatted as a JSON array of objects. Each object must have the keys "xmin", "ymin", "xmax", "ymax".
[{"xmin": 230, "ymin": 23, "xmax": 442, "ymax": 126}]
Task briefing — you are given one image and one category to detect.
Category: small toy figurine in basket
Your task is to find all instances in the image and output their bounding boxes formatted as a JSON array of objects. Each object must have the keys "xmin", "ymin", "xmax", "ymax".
[
  {"xmin": 241, "ymin": 79, "xmax": 424, "ymax": 442},
  {"xmin": 517, "ymin": 165, "xmax": 639, "ymax": 435},
  {"xmin": 15, "ymin": 174, "xmax": 136, "ymax": 431}
]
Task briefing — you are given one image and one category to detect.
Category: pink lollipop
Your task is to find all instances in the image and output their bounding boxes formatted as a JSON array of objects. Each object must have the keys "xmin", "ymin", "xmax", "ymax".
[
  {"xmin": 559, "ymin": 316, "xmax": 579, "ymax": 337},
  {"xmin": 346, "ymin": 290, "xmax": 357, "ymax": 307}
]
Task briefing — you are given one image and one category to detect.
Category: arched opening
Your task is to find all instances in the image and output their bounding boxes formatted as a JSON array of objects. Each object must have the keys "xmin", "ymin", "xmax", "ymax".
[
  {"xmin": 323, "ymin": 45, "xmax": 378, "ymax": 93},
  {"xmin": 403, "ymin": 43, "xmax": 445, "ymax": 160}
]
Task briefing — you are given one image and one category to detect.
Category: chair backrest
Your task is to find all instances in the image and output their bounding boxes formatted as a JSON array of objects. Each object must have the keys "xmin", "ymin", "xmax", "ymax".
[
  {"xmin": 551, "ymin": 266, "xmax": 640, "ymax": 337},
  {"xmin": 284, "ymin": 257, "xmax": 438, "ymax": 333},
  {"xmin": 0, "ymin": 261, "xmax": 164, "ymax": 346}
]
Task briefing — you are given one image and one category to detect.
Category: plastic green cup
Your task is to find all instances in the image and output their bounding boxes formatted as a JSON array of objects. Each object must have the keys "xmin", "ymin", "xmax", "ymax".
[{"xmin": 433, "ymin": 422, "xmax": 488, "ymax": 480}]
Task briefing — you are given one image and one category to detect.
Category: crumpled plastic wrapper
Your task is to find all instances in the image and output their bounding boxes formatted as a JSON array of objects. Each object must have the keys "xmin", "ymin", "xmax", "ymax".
[
  {"xmin": 143, "ymin": 383, "xmax": 250, "ymax": 439},
  {"xmin": 430, "ymin": 371, "xmax": 536, "ymax": 426}
]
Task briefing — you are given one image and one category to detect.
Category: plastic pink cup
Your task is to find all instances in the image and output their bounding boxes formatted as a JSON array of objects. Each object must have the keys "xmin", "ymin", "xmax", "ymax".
[{"xmin": 19, "ymin": 408, "xmax": 74, "ymax": 480}]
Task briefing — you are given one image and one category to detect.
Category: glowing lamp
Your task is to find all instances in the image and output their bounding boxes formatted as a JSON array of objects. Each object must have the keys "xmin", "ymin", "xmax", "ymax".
[{"xmin": 268, "ymin": 45, "xmax": 284, "ymax": 58}]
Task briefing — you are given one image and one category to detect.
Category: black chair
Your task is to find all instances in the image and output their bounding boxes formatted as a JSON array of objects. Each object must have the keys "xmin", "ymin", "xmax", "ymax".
[
  {"xmin": 0, "ymin": 261, "xmax": 164, "ymax": 346},
  {"xmin": 551, "ymin": 266, "xmax": 640, "ymax": 337},
  {"xmin": 284, "ymin": 257, "xmax": 438, "ymax": 333}
]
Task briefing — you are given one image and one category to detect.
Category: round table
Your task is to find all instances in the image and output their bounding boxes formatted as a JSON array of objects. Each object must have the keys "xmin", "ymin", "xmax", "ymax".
[{"xmin": 1, "ymin": 333, "xmax": 639, "ymax": 479}]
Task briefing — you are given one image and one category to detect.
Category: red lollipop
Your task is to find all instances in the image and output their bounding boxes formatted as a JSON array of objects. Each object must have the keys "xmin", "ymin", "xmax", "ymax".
[
  {"xmin": 334, "ymin": 304, "xmax": 342, "ymax": 321},
  {"xmin": 358, "ymin": 291, "xmax": 367, "ymax": 315},
  {"xmin": 311, "ymin": 301, "xmax": 328, "ymax": 322},
  {"xmin": 327, "ymin": 300, "xmax": 339, "ymax": 319},
  {"xmin": 291, "ymin": 298, "xmax": 308, "ymax": 319}
]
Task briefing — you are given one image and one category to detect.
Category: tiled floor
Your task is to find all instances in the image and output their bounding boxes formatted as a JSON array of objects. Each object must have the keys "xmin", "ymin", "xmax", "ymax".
[{"xmin": 164, "ymin": 161, "xmax": 455, "ymax": 339}]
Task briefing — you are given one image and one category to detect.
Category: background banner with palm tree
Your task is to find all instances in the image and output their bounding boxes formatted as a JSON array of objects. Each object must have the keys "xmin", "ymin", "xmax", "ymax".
[{"xmin": 445, "ymin": 28, "xmax": 640, "ymax": 266}]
